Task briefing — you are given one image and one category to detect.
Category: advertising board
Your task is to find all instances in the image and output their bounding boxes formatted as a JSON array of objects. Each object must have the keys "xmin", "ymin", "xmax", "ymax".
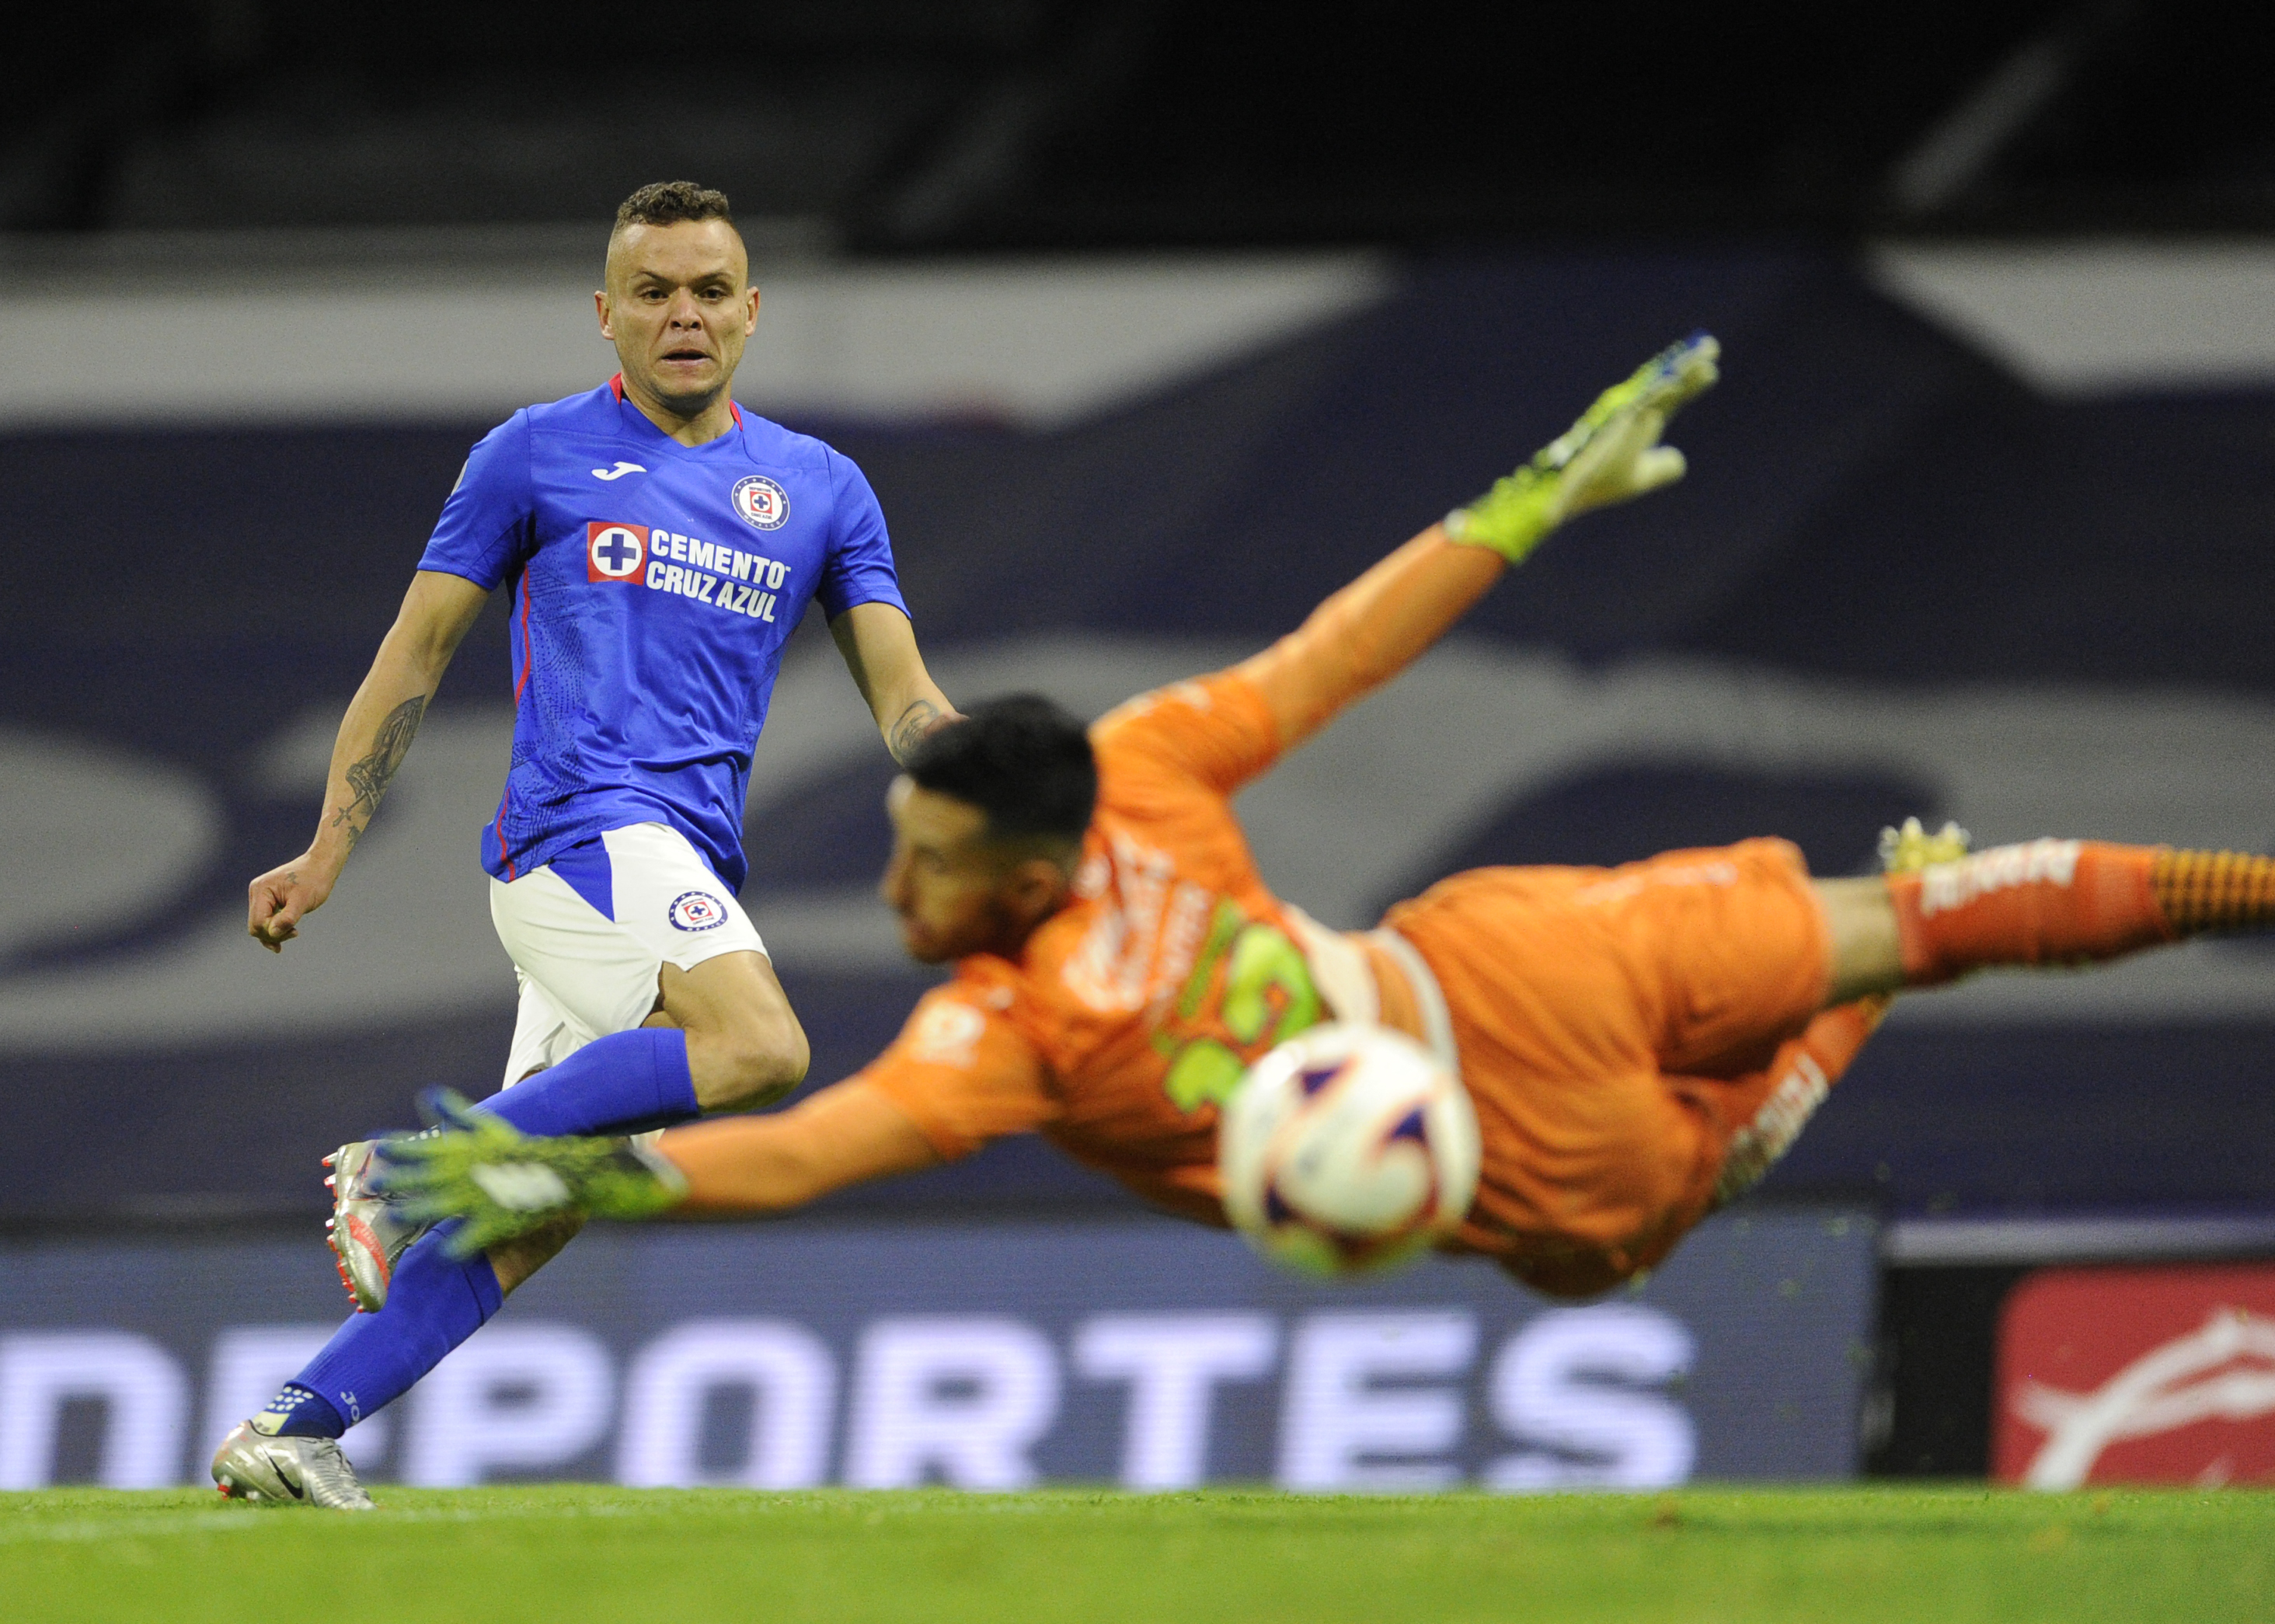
[
  {"xmin": 1995, "ymin": 1263, "xmax": 2275, "ymax": 1488},
  {"xmin": 1, "ymin": 1205, "xmax": 1874, "ymax": 1491}
]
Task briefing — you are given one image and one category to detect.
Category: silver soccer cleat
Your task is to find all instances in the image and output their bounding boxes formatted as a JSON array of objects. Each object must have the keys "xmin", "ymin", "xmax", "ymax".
[
  {"xmin": 324, "ymin": 1138, "xmax": 429, "ymax": 1313},
  {"xmin": 211, "ymin": 1421, "xmax": 376, "ymax": 1511}
]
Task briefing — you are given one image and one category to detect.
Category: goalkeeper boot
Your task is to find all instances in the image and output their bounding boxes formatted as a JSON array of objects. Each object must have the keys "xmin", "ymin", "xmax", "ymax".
[
  {"xmin": 211, "ymin": 1422, "xmax": 375, "ymax": 1511},
  {"xmin": 325, "ymin": 1138, "xmax": 429, "ymax": 1313},
  {"xmin": 1879, "ymin": 816, "xmax": 1972, "ymax": 874}
]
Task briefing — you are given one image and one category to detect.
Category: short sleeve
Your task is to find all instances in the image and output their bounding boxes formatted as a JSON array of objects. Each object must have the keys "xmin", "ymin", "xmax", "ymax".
[
  {"xmin": 417, "ymin": 412, "xmax": 536, "ymax": 591},
  {"xmin": 855, "ymin": 985, "xmax": 1056, "ymax": 1160},
  {"xmin": 1090, "ymin": 671, "xmax": 1281, "ymax": 796},
  {"xmin": 816, "ymin": 450, "xmax": 909, "ymax": 622}
]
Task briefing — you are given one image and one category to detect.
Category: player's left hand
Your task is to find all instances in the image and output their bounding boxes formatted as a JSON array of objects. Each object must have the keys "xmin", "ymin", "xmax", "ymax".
[
  {"xmin": 1445, "ymin": 332, "xmax": 1720, "ymax": 566},
  {"xmin": 372, "ymin": 1088, "xmax": 688, "ymax": 1256}
]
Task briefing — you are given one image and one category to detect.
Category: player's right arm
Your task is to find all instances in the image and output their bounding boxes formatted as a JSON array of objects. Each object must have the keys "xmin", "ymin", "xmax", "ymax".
[
  {"xmin": 1236, "ymin": 334, "xmax": 1719, "ymax": 755},
  {"xmin": 246, "ymin": 569, "xmax": 490, "ymax": 952}
]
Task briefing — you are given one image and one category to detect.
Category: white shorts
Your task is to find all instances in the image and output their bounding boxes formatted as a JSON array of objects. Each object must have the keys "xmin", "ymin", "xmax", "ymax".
[{"xmin": 489, "ymin": 822, "xmax": 766, "ymax": 1086}]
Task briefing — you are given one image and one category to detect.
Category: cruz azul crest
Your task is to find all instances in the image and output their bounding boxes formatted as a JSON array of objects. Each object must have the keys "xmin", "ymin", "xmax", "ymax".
[
  {"xmin": 730, "ymin": 475, "xmax": 790, "ymax": 531},
  {"xmin": 668, "ymin": 890, "xmax": 728, "ymax": 932}
]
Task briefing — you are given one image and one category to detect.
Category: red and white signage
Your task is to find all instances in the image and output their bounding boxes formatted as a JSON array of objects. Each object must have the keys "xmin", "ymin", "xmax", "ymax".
[{"xmin": 1995, "ymin": 1265, "xmax": 2275, "ymax": 1488}]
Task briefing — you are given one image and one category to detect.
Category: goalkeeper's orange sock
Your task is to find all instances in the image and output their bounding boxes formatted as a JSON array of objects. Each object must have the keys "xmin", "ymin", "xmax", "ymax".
[{"xmin": 1887, "ymin": 841, "xmax": 2275, "ymax": 985}]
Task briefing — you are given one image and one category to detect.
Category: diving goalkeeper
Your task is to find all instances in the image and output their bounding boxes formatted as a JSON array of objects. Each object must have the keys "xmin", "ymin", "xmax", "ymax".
[{"xmin": 219, "ymin": 335, "xmax": 2275, "ymax": 1505}]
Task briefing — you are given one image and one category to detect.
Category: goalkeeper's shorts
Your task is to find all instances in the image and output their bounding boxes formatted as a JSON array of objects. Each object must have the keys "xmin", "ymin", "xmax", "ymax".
[
  {"xmin": 489, "ymin": 821, "xmax": 768, "ymax": 1086},
  {"xmin": 1385, "ymin": 838, "xmax": 1837, "ymax": 1295}
]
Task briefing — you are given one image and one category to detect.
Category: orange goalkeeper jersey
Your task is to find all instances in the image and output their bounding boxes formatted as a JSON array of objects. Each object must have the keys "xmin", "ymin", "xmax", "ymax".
[
  {"xmin": 855, "ymin": 536, "xmax": 1839, "ymax": 1289},
  {"xmin": 862, "ymin": 671, "xmax": 1340, "ymax": 1228}
]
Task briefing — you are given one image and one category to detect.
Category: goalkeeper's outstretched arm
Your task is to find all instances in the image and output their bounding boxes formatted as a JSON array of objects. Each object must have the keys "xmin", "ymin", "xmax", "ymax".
[
  {"xmin": 1235, "ymin": 333, "xmax": 1718, "ymax": 754},
  {"xmin": 378, "ymin": 1079, "xmax": 939, "ymax": 1253},
  {"xmin": 655, "ymin": 1079, "xmax": 939, "ymax": 1212}
]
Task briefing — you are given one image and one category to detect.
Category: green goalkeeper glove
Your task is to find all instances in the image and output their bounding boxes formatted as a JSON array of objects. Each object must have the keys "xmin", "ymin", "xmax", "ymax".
[
  {"xmin": 371, "ymin": 1088, "xmax": 688, "ymax": 1257},
  {"xmin": 1444, "ymin": 332, "xmax": 1720, "ymax": 566}
]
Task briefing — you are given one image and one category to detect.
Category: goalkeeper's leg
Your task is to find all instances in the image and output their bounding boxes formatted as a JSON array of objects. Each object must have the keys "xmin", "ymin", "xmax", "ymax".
[{"xmin": 1821, "ymin": 840, "xmax": 2275, "ymax": 1002}]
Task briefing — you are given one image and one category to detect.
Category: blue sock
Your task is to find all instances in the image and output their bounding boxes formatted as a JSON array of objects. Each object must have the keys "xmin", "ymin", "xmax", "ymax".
[
  {"xmin": 250, "ymin": 1382, "xmax": 345, "ymax": 1440},
  {"xmin": 476, "ymin": 1026, "xmax": 699, "ymax": 1137},
  {"xmin": 271, "ymin": 1224, "xmax": 504, "ymax": 1435}
]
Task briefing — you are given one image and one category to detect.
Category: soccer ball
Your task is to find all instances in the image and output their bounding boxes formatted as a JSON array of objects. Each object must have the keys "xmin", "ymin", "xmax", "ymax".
[{"xmin": 1218, "ymin": 1022, "xmax": 1481, "ymax": 1277}]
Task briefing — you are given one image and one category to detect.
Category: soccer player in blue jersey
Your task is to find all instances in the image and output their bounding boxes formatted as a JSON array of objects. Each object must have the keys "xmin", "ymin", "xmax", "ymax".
[{"xmin": 213, "ymin": 181, "xmax": 955, "ymax": 1507}]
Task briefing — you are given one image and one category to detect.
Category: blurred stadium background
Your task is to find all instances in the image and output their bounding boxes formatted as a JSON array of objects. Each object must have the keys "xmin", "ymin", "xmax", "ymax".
[{"xmin": 6, "ymin": 0, "xmax": 2275, "ymax": 1497}]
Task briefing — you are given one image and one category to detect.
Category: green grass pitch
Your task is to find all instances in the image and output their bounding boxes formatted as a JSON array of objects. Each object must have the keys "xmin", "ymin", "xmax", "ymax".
[{"xmin": 4, "ymin": 1485, "xmax": 2270, "ymax": 1622}]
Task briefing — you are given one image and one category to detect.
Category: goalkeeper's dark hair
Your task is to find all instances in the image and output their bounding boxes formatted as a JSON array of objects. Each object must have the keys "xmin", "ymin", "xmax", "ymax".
[
  {"xmin": 614, "ymin": 180, "xmax": 733, "ymax": 232},
  {"xmin": 906, "ymin": 695, "xmax": 1096, "ymax": 851}
]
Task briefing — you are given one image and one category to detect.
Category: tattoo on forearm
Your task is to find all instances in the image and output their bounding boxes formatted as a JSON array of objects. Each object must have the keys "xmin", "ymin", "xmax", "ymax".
[
  {"xmin": 328, "ymin": 695, "xmax": 426, "ymax": 850},
  {"xmin": 888, "ymin": 699, "xmax": 942, "ymax": 765}
]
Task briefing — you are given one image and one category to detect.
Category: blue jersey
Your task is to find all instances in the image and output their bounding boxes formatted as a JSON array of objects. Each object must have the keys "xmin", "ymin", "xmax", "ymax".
[{"xmin": 419, "ymin": 376, "xmax": 907, "ymax": 892}]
